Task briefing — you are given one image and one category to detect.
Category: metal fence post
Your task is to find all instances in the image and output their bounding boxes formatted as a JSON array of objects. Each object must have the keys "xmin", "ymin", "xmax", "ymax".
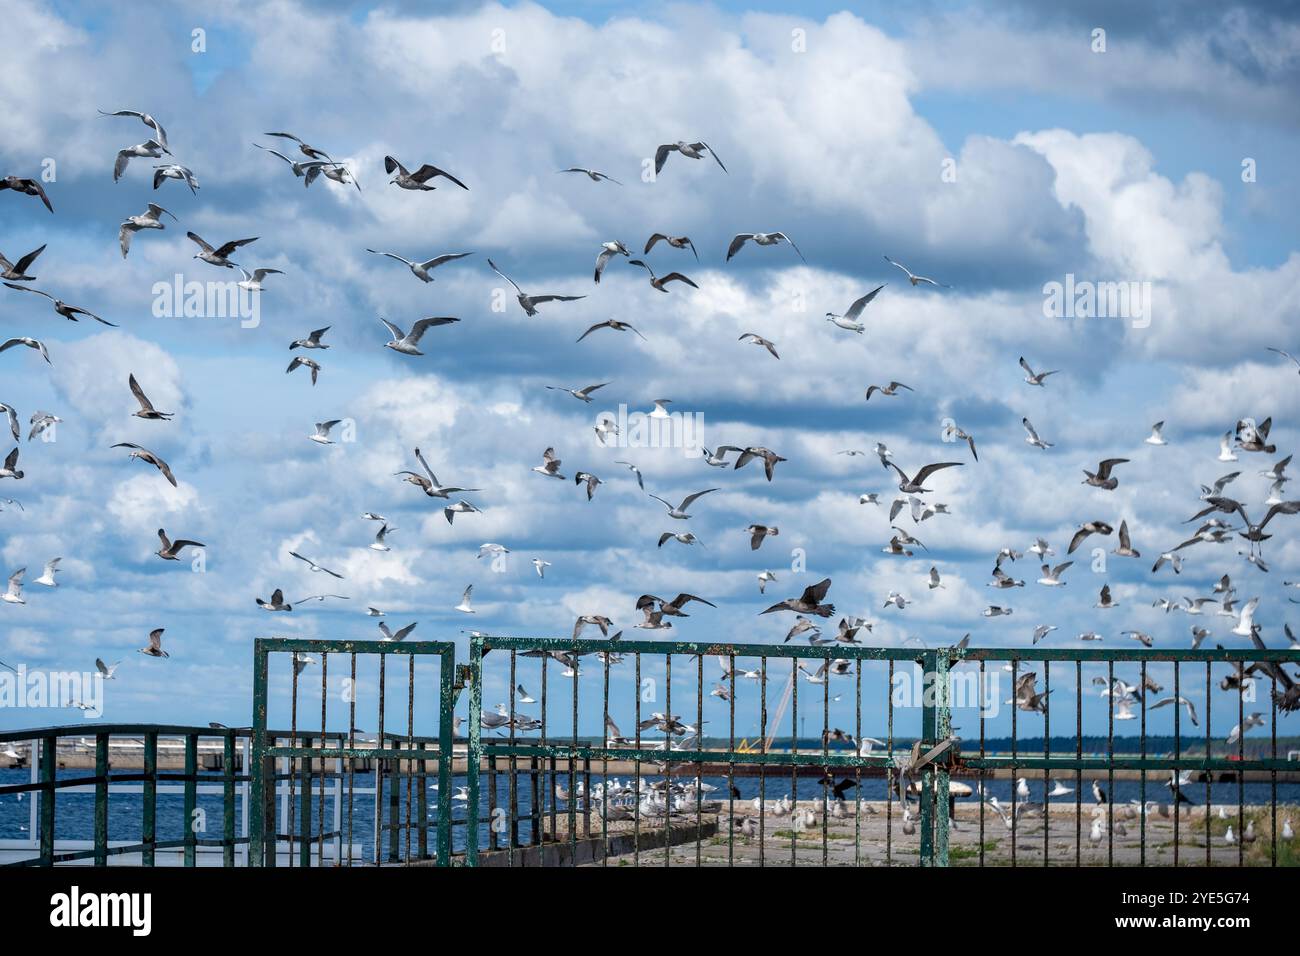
[
  {"xmin": 919, "ymin": 650, "xmax": 952, "ymax": 866},
  {"xmin": 250, "ymin": 639, "xmax": 269, "ymax": 866},
  {"xmin": 465, "ymin": 638, "xmax": 484, "ymax": 866}
]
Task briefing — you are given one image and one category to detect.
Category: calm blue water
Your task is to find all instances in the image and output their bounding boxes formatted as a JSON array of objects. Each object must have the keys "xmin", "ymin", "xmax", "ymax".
[{"xmin": 4, "ymin": 766, "xmax": 1297, "ymax": 862}]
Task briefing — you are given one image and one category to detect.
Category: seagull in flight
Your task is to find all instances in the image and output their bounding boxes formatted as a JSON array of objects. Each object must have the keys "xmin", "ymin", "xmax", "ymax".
[
  {"xmin": 394, "ymin": 447, "xmax": 479, "ymax": 499},
  {"xmin": 0, "ymin": 337, "xmax": 51, "ymax": 365},
  {"xmin": 156, "ymin": 529, "xmax": 204, "ymax": 560},
  {"xmin": 577, "ymin": 318, "xmax": 646, "ymax": 342},
  {"xmin": 627, "ymin": 258, "xmax": 698, "ymax": 293},
  {"xmin": 0, "ymin": 448, "xmax": 22, "ymax": 481},
  {"xmin": 366, "ymin": 249, "xmax": 472, "ymax": 283},
  {"xmin": 379, "ymin": 621, "xmax": 417, "ymax": 642},
  {"xmin": 455, "ymin": 586, "xmax": 476, "ymax": 613},
  {"xmin": 138, "ymin": 628, "xmax": 169, "ymax": 658},
  {"xmin": 265, "ymin": 131, "xmax": 331, "ymax": 161},
  {"xmin": 187, "ymin": 232, "xmax": 257, "ymax": 269},
  {"xmin": 0, "ymin": 244, "xmax": 45, "ymax": 282},
  {"xmin": 532, "ymin": 447, "xmax": 566, "ymax": 480},
  {"xmin": 286, "ymin": 356, "xmax": 321, "ymax": 385},
  {"xmin": 1019, "ymin": 357, "xmax": 1058, "ymax": 387},
  {"xmin": 111, "ymin": 443, "xmax": 176, "ymax": 486},
  {"xmin": 34, "ymin": 558, "xmax": 60, "ymax": 587},
  {"xmin": 1, "ymin": 568, "xmax": 24, "ymax": 605},
  {"xmin": 309, "ymin": 420, "xmax": 342, "ymax": 444},
  {"xmin": 129, "ymin": 374, "xmax": 173, "ymax": 420},
  {"xmin": 825, "ymin": 286, "xmax": 884, "ymax": 332},
  {"xmin": 882, "ymin": 256, "xmax": 949, "ymax": 288},
  {"xmin": 0, "ymin": 176, "xmax": 53, "ymax": 213},
  {"xmin": 1068, "ymin": 521, "xmax": 1113, "ymax": 554},
  {"xmin": 738, "ymin": 333, "xmax": 779, "ymax": 359},
  {"xmin": 236, "ymin": 268, "xmax": 283, "ymax": 293},
  {"xmin": 726, "ymin": 232, "xmax": 804, "ymax": 262},
  {"xmin": 98, "ymin": 108, "xmax": 169, "ymax": 149},
  {"xmin": 1022, "ymin": 418, "xmax": 1053, "ymax": 450},
  {"xmin": 290, "ymin": 327, "xmax": 331, "ymax": 350},
  {"xmin": 369, "ymin": 525, "xmax": 396, "ymax": 552},
  {"xmin": 654, "ymin": 141, "xmax": 727, "ymax": 175},
  {"xmin": 152, "ymin": 164, "xmax": 199, "ymax": 193},
  {"xmin": 865, "ymin": 382, "xmax": 913, "ymax": 401},
  {"xmin": 113, "ymin": 139, "xmax": 169, "ymax": 182},
  {"xmin": 1145, "ymin": 422, "xmax": 1168, "ymax": 446},
  {"xmin": 559, "ymin": 167, "xmax": 622, "ymax": 184},
  {"xmin": 644, "ymin": 234, "xmax": 698, "ymax": 260},
  {"xmin": 886, "ymin": 460, "xmax": 962, "ymax": 495},
  {"xmin": 255, "ymin": 589, "xmax": 292, "ymax": 612},
  {"xmin": 384, "ymin": 154, "xmax": 468, "ymax": 191},
  {"xmin": 381, "ymin": 316, "xmax": 459, "ymax": 355},
  {"xmin": 118, "ymin": 202, "xmax": 175, "ymax": 257},
  {"xmin": 488, "ymin": 258, "xmax": 586, "ymax": 316},
  {"xmin": 546, "ymin": 382, "xmax": 609, "ymax": 403},
  {"xmin": 648, "ymin": 488, "xmax": 718, "ymax": 519},
  {"xmin": 1082, "ymin": 458, "xmax": 1129, "ymax": 490},
  {"xmin": 761, "ymin": 578, "xmax": 834, "ymax": 618},
  {"xmin": 290, "ymin": 551, "xmax": 344, "ymax": 579},
  {"xmin": 4, "ymin": 283, "xmax": 117, "ymax": 326}
]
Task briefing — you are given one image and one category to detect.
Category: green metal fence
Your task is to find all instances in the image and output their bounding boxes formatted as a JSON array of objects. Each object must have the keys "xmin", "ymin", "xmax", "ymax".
[
  {"xmin": 462, "ymin": 636, "xmax": 1300, "ymax": 868},
  {"xmin": 7, "ymin": 637, "xmax": 1299, "ymax": 866},
  {"xmin": 249, "ymin": 638, "xmax": 459, "ymax": 866},
  {"xmin": 0, "ymin": 724, "xmax": 249, "ymax": 866}
]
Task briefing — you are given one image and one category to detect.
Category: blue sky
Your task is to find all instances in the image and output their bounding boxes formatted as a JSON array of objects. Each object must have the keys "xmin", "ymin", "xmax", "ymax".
[{"xmin": 1, "ymin": 0, "xmax": 1299, "ymax": 743}]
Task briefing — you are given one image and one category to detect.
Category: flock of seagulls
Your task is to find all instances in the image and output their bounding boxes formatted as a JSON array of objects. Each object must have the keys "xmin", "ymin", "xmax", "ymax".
[{"xmin": 0, "ymin": 102, "xmax": 1295, "ymax": 808}]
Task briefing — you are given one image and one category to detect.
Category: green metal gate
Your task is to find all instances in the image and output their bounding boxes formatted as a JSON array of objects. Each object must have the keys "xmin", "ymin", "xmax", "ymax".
[
  {"xmin": 461, "ymin": 636, "xmax": 1300, "ymax": 868},
  {"xmin": 249, "ymin": 638, "xmax": 460, "ymax": 866}
]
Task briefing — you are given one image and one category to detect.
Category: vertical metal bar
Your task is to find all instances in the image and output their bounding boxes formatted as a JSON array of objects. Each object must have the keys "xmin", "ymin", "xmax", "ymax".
[
  {"xmin": 979, "ymin": 658, "xmax": 986, "ymax": 868},
  {"xmin": 298, "ymin": 750, "xmax": 311, "ymax": 868},
  {"xmin": 406, "ymin": 655, "xmax": 415, "ymax": 864},
  {"xmin": 601, "ymin": 651, "xmax": 610, "ymax": 868},
  {"xmin": 572, "ymin": 646, "xmax": 580, "ymax": 867},
  {"xmin": 38, "ymin": 735, "xmax": 54, "ymax": 866},
  {"xmin": 375, "ymin": 651, "xmax": 386, "ymax": 865},
  {"xmin": 183, "ymin": 733, "xmax": 197, "ymax": 867},
  {"xmin": 728, "ymin": 652, "xmax": 736, "ymax": 868},
  {"xmin": 1139, "ymin": 660, "xmax": 1147, "ymax": 866},
  {"xmin": 1205, "ymin": 660, "xmax": 1212, "ymax": 868},
  {"xmin": 1075, "ymin": 659, "xmax": 1082, "ymax": 867},
  {"xmin": 934, "ymin": 650, "xmax": 951, "ymax": 868},
  {"xmin": 437, "ymin": 647, "xmax": 455, "ymax": 867},
  {"xmin": 510, "ymin": 650, "xmax": 520, "ymax": 863},
  {"xmin": 346, "ymin": 651, "xmax": 356, "ymax": 867},
  {"xmin": 1173, "ymin": 661, "xmax": 1180, "ymax": 867},
  {"xmin": 319, "ymin": 653, "xmax": 328, "ymax": 868},
  {"xmin": 1107, "ymin": 659, "xmax": 1114, "ymax": 867},
  {"xmin": 886, "ymin": 659, "xmax": 894, "ymax": 866},
  {"xmin": 465, "ymin": 639, "xmax": 483, "ymax": 866},
  {"xmin": 250, "ymin": 641, "xmax": 269, "ymax": 867},
  {"xmin": 143, "ymin": 731, "xmax": 157, "ymax": 867},
  {"xmin": 634, "ymin": 652, "xmax": 642, "ymax": 867},
  {"xmin": 1043, "ymin": 661, "xmax": 1050, "ymax": 868},
  {"xmin": 1011, "ymin": 657, "xmax": 1018, "ymax": 867},
  {"xmin": 758, "ymin": 655, "xmax": 767, "ymax": 867},
  {"xmin": 664, "ymin": 652, "xmax": 672, "ymax": 868},
  {"xmin": 223, "ymin": 730, "xmax": 235, "ymax": 867},
  {"xmin": 94, "ymin": 733, "xmax": 108, "ymax": 866},
  {"xmin": 1237, "ymin": 670, "xmax": 1245, "ymax": 867}
]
